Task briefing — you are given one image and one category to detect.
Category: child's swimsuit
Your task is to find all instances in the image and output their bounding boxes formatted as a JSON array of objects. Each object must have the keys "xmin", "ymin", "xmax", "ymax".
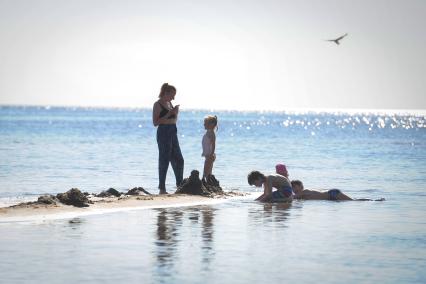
[
  {"xmin": 328, "ymin": 189, "xmax": 341, "ymax": 201},
  {"xmin": 202, "ymin": 132, "xmax": 213, "ymax": 157},
  {"xmin": 271, "ymin": 185, "xmax": 293, "ymax": 201}
]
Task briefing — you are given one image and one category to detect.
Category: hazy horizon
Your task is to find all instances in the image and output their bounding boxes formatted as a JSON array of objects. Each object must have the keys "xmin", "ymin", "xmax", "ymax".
[
  {"xmin": 3, "ymin": 103, "xmax": 426, "ymax": 116},
  {"xmin": 1, "ymin": 0, "xmax": 425, "ymax": 111}
]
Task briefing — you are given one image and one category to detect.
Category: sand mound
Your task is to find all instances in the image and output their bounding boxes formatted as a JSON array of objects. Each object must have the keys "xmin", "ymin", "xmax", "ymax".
[
  {"xmin": 57, "ymin": 188, "xmax": 91, "ymax": 207},
  {"xmin": 175, "ymin": 170, "xmax": 224, "ymax": 196}
]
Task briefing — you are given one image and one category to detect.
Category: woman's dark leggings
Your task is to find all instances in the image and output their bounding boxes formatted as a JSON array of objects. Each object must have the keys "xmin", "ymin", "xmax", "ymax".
[{"xmin": 157, "ymin": 124, "xmax": 184, "ymax": 190}]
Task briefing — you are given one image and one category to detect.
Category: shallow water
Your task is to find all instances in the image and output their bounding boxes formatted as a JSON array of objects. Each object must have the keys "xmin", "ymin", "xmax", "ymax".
[
  {"xmin": 1, "ymin": 199, "xmax": 425, "ymax": 283},
  {"xmin": 1, "ymin": 106, "xmax": 425, "ymax": 198},
  {"xmin": 0, "ymin": 106, "xmax": 425, "ymax": 283}
]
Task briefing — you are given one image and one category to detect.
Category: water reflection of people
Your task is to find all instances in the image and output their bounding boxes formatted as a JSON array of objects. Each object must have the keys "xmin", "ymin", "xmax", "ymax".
[
  {"xmin": 155, "ymin": 209, "xmax": 183, "ymax": 269},
  {"xmin": 154, "ymin": 206, "xmax": 215, "ymax": 271},
  {"xmin": 201, "ymin": 207, "xmax": 215, "ymax": 268},
  {"xmin": 248, "ymin": 202, "xmax": 292, "ymax": 227},
  {"xmin": 201, "ymin": 207, "xmax": 214, "ymax": 243}
]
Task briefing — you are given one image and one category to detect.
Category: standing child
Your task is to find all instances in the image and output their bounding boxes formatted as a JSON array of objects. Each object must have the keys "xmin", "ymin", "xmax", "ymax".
[{"xmin": 202, "ymin": 115, "xmax": 217, "ymax": 180}]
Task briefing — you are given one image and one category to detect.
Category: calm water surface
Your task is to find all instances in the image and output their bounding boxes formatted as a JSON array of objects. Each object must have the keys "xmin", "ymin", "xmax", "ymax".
[{"xmin": 0, "ymin": 106, "xmax": 425, "ymax": 283}]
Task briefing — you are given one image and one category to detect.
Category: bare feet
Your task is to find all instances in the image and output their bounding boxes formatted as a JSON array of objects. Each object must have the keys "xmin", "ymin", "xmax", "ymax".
[{"xmin": 159, "ymin": 189, "xmax": 168, "ymax": 195}]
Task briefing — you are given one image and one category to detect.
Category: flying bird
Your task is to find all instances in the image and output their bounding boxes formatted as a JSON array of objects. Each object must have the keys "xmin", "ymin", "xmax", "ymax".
[{"xmin": 325, "ymin": 33, "xmax": 348, "ymax": 45}]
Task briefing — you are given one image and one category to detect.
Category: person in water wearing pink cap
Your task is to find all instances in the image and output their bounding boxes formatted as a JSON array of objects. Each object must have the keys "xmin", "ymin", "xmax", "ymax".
[{"xmin": 275, "ymin": 163, "xmax": 288, "ymax": 178}]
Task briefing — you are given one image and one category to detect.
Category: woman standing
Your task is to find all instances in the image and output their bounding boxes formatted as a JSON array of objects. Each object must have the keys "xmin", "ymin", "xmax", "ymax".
[{"xmin": 152, "ymin": 83, "xmax": 184, "ymax": 194}]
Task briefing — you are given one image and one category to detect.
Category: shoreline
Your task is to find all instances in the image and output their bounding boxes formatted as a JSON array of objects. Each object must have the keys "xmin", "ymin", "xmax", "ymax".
[{"xmin": 0, "ymin": 193, "xmax": 252, "ymax": 223}]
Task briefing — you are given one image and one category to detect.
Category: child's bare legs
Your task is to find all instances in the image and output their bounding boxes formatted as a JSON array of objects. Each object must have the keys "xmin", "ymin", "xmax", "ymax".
[{"xmin": 203, "ymin": 154, "xmax": 215, "ymax": 179}]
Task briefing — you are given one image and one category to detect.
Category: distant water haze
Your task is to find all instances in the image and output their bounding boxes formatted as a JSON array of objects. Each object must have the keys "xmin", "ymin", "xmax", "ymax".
[{"xmin": 0, "ymin": 0, "xmax": 425, "ymax": 111}]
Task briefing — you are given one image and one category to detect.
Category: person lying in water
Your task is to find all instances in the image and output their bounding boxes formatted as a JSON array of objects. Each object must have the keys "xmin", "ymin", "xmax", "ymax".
[
  {"xmin": 247, "ymin": 171, "xmax": 293, "ymax": 202},
  {"xmin": 290, "ymin": 180, "xmax": 351, "ymax": 200},
  {"xmin": 291, "ymin": 180, "xmax": 384, "ymax": 201}
]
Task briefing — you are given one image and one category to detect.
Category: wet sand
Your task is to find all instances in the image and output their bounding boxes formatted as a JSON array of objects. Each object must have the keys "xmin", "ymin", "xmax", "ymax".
[{"xmin": 0, "ymin": 192, "xmax": 249, "ymax": 222}]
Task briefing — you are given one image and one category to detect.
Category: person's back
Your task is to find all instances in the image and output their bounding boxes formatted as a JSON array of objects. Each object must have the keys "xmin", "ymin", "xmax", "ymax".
[
  {"xmin": 291, "ymin": 180, "xmax": 352, "ymax": 201},
  {"xmin": 266, "ymin": 174, "xmax": 293, "ymax": 201},
  {"xmin": 267, "ymin": 174, "xmax": 291, "ymax": 190}
]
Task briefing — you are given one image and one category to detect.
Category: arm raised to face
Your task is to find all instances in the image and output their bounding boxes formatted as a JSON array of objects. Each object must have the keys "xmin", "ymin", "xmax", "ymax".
[{"xmin": 152, "ymin": 102, "xmax": 178, "ymax": 126}]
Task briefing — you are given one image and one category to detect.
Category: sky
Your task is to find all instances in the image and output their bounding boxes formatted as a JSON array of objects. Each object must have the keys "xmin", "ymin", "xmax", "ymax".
[{"xmin": 0, "ymin": 0, "xmax": 425, "ymax": 111}]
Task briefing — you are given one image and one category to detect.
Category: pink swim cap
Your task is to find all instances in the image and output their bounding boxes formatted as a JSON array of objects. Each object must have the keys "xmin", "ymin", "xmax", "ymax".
[{"xmin": 275, "ymin": 163, "xmax": 288, "ymax": 177}]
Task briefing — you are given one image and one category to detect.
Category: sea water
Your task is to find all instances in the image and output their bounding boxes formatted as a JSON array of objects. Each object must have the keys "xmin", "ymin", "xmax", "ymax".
[{"xmin": 0, "ymin": 106, "xmax": 425, "ymax": 283}]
